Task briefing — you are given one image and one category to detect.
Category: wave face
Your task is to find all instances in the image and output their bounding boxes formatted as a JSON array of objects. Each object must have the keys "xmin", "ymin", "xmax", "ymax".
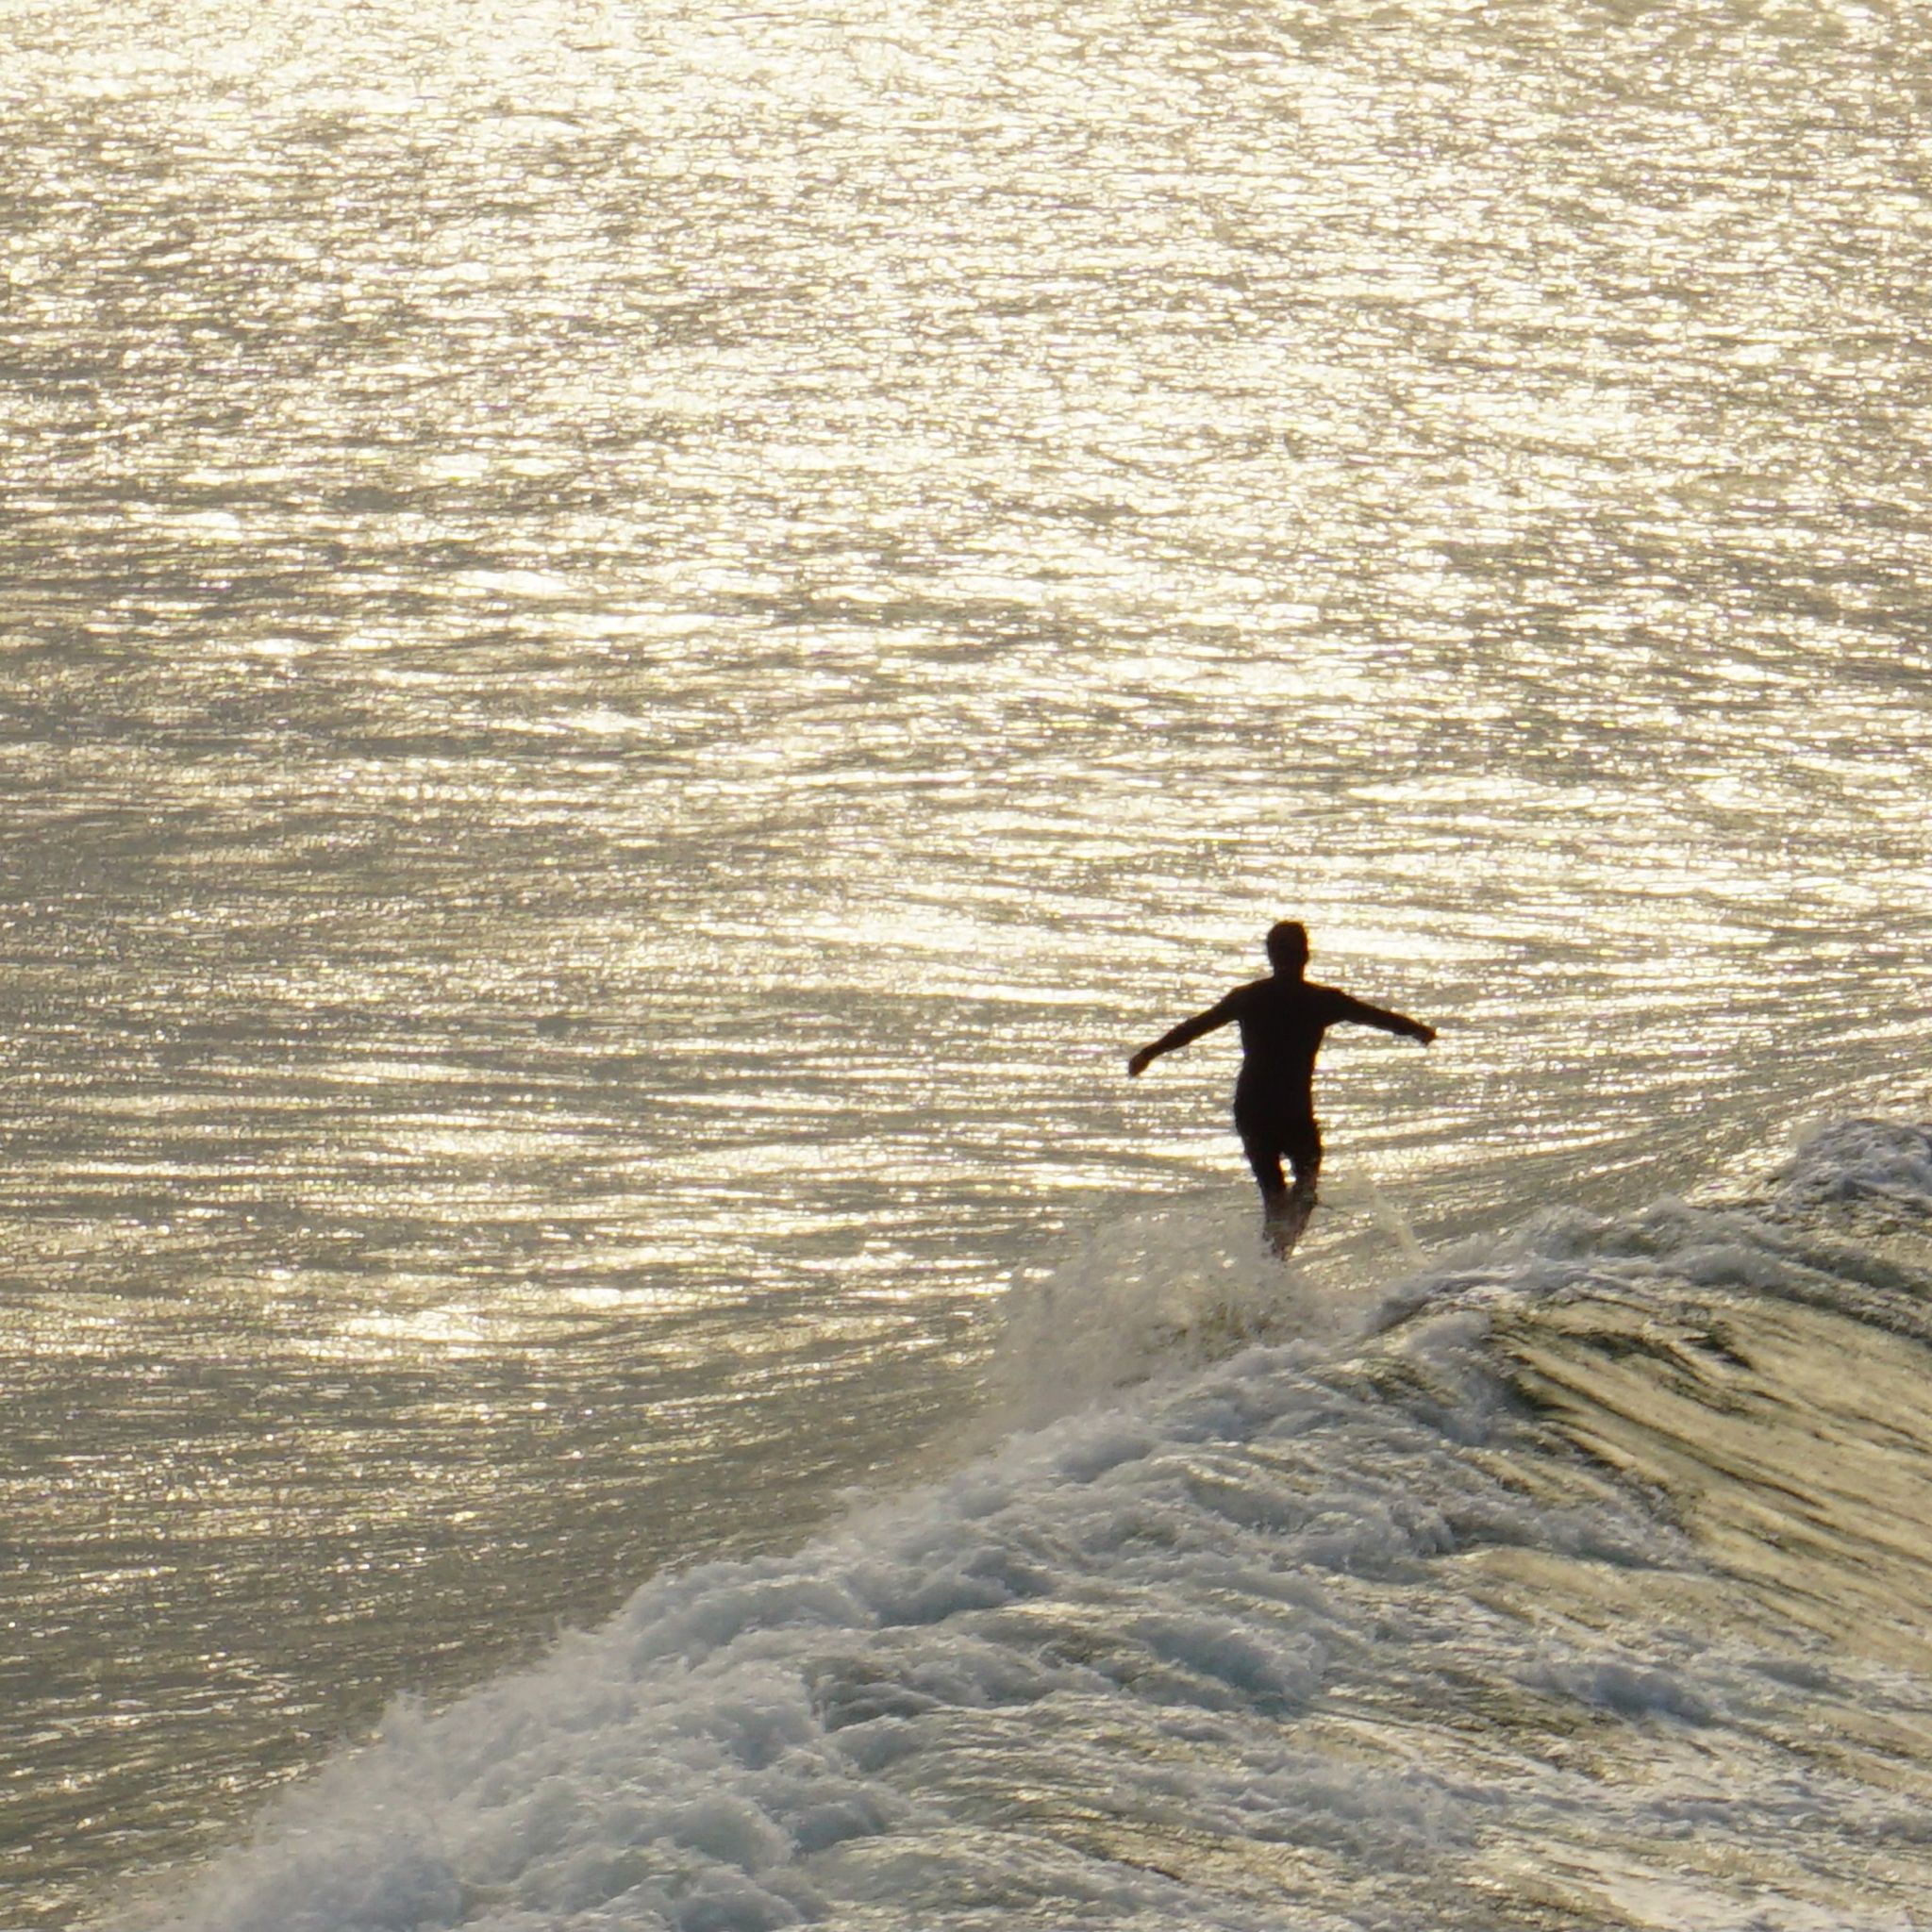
[{"xmin": 144, "ymin": 1121, "xmax": 1932, "ymax": 1932}]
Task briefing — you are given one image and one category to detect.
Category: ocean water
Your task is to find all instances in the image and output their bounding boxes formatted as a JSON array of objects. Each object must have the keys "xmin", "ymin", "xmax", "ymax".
[{"xmin": 3, "ymin": 0, "xmax": 1931, "ymax": 1924}]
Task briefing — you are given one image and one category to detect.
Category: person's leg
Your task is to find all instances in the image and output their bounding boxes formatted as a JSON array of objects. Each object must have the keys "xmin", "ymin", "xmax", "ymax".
[
  {"xmin": 1239, "ymin": 1115, "xmax": 1308, "ymax": 1255},
  {"xmin": 1238, "ymin": 1118, "xmax": 1291, "ymax": 1209},
  {"xmin": 1284, "ymin": 1119, "xmax": 1323, "ymax": 1198},
  {"xmin": 1267, "ymin": 1119, "xmax": 1323, "ymax": 1256}
]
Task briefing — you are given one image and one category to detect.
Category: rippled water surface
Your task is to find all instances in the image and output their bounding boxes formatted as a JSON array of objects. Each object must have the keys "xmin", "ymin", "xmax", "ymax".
[{"xmin": 4, "ymin": 0, "xmax": 1931, "ymax": 1921}]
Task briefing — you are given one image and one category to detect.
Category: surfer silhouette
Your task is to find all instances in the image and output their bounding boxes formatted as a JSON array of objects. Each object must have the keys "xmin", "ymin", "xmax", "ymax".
[{"xmin": 1127, "ymin": 921, "xmax": 1435, "ymax": 1254}]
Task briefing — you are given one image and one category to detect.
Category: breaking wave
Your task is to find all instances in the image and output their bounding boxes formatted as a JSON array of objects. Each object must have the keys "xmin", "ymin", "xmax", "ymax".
[{"xmin": 134, "ymin": 1121, "xmax": 1932, "ymax": 1932}]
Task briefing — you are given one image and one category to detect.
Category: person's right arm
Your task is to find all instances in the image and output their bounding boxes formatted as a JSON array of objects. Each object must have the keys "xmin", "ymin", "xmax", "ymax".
[
  {"xmin": 1329, "ymin": 990, "xmax": 1436, "ymax": 1045},
  {"xmin": 1127, "ymin": 991, "xmax": 1241, "ymax": 1076}
]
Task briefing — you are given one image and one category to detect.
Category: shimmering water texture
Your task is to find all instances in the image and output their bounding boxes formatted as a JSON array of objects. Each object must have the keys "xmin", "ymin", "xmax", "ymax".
[{"xmin": 3, "ymin": 0, "xmax": 1931, "ymax": 1924}]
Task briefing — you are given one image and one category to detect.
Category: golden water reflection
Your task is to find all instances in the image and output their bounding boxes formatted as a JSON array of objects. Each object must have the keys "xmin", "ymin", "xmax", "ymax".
[{"xmin": 4, "ymin": 0, "xmax": 1932, "ymax": 1918}]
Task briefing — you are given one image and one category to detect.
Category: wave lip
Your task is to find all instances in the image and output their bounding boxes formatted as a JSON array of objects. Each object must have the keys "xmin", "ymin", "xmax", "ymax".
[
  {"xmin": 1776, "ymin": 1116, "xmax": 1932, "ymax": 1211},
  {"xmin": 136, "ymin": 1120, "xmax": 1932, "ymax": 1932}
]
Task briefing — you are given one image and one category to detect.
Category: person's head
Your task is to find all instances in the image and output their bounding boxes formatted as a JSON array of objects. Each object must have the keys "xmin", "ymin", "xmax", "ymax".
[{"xmin": 1265, "ymin": 920, "xmax": 1309, "ymax": 977}]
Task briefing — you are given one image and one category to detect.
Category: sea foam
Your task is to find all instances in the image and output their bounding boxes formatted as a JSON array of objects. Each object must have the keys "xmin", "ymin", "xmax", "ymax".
[{"xmin": 132, "ymin": 1123, "xmax": 1932, "ymax": 1932}]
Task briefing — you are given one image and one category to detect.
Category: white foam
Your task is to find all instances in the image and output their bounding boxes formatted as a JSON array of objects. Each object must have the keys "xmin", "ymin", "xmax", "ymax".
[
  {"xmin": 128, "ymin": 1123, "xmax": 1932, "ymax": 1932},
  {"xmin": 982, "ymin": 1191, "xmax": 1432, "ymax": 1434}
]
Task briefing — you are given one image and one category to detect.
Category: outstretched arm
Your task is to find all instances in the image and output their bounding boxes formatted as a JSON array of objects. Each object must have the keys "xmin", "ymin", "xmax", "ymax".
[
  {"xmin": 1127, "ymin": 993, "xmax": 1240, "ymax": 1076},
  {"xmin": 1333, "ymin": 991, "xmax": 1436, "ymax": 1045}
]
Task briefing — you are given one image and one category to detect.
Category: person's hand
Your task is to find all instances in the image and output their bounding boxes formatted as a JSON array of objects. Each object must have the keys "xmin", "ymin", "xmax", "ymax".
[{"xmin": 1127, "ymin": 1047, "xmax": 1154, "ymax": 1077}]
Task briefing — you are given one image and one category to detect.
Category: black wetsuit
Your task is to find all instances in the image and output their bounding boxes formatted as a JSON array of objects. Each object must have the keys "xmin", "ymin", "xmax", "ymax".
[{"xmin": 1142, "ymin": 974, "xmax": 1431, "ymax": 1205}]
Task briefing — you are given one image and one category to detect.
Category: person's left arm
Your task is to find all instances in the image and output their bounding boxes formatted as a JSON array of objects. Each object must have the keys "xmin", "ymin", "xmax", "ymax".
[{"xmin": 1127, "ymin": 990, "xmax": 1242, "ymax": 1076}]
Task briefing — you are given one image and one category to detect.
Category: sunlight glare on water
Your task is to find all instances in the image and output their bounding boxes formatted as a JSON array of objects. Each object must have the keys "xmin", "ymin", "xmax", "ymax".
[{"xmin": 2, "ymin": 0, "xmax": 1931, "ymax": 1920}]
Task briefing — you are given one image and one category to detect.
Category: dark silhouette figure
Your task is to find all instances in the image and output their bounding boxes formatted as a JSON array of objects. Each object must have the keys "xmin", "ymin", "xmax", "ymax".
[{"xmin": 1127, "ymin": 921, "xmax": 1435, "ymax": 1253}]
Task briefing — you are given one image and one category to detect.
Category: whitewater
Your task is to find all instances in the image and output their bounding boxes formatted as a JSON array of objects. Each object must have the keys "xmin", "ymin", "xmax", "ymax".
[
  {"xmin": 134, "ymin": 1125, "xmax": 1932, "ymax": 1929},
  {"xmin": 4, "ymin": 0, "xmax": 1932, "ymax": 1924}
]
